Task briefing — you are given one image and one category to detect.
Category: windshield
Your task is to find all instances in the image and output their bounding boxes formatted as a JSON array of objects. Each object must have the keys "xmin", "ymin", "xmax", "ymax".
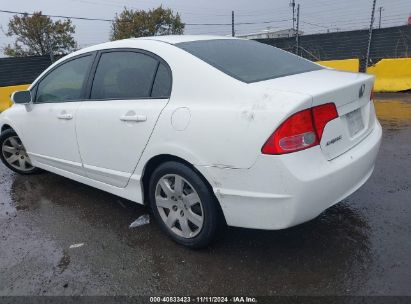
[{"xmin": 176, "ymin": 39, "xmax": 323, "ymax": 83}]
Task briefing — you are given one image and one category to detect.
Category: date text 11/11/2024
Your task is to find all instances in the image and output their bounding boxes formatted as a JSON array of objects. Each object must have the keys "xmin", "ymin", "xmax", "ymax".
[{"xmin": 149, "ymin": 296, "xmax": 258, "ymax": 303}]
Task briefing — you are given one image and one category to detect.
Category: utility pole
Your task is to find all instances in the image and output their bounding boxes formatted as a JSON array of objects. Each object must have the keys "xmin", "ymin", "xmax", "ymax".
[
  {"xmin": 231, "ymin": 11, "xmax": 235, "ymax": 37},
  {"xmin": 364, "ymin": 0, "xmax": 377, "ymax": 72},
  {"xmin": 378, "ymin": 6, "xmax": 383, "ymax": 29},
  {"xmin": 295, "ymin": 4, "xmax": 300, "ymax": 55},
  {"xmin": 290, "ymin": 0, "xmax": 296, "ymax": 34}
]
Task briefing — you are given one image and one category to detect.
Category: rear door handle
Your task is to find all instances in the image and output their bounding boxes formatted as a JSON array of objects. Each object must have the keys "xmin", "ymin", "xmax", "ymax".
[
  {"xmin": 120, "ymin": 114, "xmax": 147, "ymax": 122},
  {"xmin": 57, "ymin": 113, "xmax": 73, "ymax": 120}
]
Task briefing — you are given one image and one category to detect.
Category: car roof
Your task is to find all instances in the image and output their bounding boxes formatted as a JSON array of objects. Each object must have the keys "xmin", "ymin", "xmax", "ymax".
[
  {"xmin": 56, "ymin": 35, "xmax": 243, "ymax": 66},
  {"xmin": 136, "ymin": 35, "xmax": 238, "ymax": 44}
]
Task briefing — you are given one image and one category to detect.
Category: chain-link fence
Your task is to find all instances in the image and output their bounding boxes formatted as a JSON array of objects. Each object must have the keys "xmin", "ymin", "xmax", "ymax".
[{"xmin": 256, "ymin": 25, "xmax": 411, "ymax": 71}]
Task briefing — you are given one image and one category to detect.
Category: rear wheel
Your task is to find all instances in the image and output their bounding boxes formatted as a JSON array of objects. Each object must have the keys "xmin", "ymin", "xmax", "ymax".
[
  {"xmin": 149, "ymin": 161, "xmax": 224, "ymax": 248},
  {"xmin": 0, "ymin": 129, "xmax": 40, "ymax": 175}
]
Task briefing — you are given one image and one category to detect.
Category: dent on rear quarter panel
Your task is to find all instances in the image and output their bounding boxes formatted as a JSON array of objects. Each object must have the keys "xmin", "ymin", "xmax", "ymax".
[
  {"xmin": 135, "ymin": 40, "xmax": 313, "ymax": 171},
  {"xmin": 153, "ymin": 88, "xmax": 311, "ymax": 170}
]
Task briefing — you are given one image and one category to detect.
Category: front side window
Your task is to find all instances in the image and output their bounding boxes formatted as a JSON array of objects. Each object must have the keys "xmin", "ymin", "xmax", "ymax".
[
  {"xmin": 91, "ymin": 51, "xmax": 159, "ymax": 100},
  {"xmin": 36, "ymin": 55, "xmax": 93, "ymax": 103},
  {"xmin": 176, "ymin": 39, "xmax": 323, "ymax": 83}
]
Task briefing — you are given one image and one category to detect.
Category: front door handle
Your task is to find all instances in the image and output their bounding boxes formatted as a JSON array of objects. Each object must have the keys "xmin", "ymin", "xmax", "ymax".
[
  {"xmin": 120, "ymin": 114, "xmax": 147, "ymax": 122},
  {"xmin": 57, "ymin": 113, "xmax": 73, "ymax": 120}
]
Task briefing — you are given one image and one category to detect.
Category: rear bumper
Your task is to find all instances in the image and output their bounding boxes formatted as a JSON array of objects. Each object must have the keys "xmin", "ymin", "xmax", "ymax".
[{"xmin": 196, "ymin": 121, "xmax": 382, "ymax": 230}]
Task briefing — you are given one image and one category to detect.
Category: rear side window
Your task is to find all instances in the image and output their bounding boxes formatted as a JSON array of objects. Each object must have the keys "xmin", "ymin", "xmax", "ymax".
[
  {"xmin": 91, "ymin": 51, "xmax": 158, "ymax": 99},
  {"xmin": 176, "ymin": 39, "xmax": 322, "ymax": 83},
  {"xmin": 36, "ymin": 55, "xmax": 93, "ymax": 103},
  {"xmin": 151, "ymin": 63, "xmax": 172, "ymax": 98}
]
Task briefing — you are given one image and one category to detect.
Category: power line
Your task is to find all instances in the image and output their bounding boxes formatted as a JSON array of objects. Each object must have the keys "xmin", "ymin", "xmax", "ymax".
[
  {"xmin": 157, "ymin": 18, "xmax": 292, "ymax": 26},
  {"xmin": 301, "ymin": 20, "xmax": 329, "ymax": 29},
  {"xmin": 0, "ymin": 9, "xmax": 113, "ymax": 22},
  {"xmin": 0, "ymin": 3, "xmax": 409, "ymax": 43},
  {"xmin": 0, "ymin": 9, "xmax": 291, "ymax": 26},
  {"xmin": 301, "ymin": 15, "xmax": 407, "ymax": 31}
]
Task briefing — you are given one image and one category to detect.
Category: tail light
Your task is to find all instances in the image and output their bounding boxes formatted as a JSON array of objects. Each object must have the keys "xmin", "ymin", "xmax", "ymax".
[{"xmin": 262, "ymin": 103, "xmax": 338, "ymax": 155}]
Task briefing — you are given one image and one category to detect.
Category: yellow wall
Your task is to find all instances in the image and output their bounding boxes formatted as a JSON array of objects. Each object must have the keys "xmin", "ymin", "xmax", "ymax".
[
  {"xmin": 317, "ymin": 59, "xmax": 360, "ymax": 72},
  {"xmin": 317, "ymin": 58, "xmax": 411, "ymax": 92},
  {"xmin": 367, "ymin": 58, "xmax": 411, "ymax": 92},
  {"xmin": 0, "ymin": 84, "xmax": 30, "ymax": 112}
]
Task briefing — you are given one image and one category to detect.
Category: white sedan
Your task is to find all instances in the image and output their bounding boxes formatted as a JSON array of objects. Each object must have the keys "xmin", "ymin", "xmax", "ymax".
[{"xmin": 0, "ymin": 36, "xmax": 382, "ymax": 248}]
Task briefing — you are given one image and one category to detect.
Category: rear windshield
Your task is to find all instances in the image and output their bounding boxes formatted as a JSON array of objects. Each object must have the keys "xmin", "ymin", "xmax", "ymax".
[{"xmin": 176, "ymin": 39, "xmax": 322, "ymax": 83}]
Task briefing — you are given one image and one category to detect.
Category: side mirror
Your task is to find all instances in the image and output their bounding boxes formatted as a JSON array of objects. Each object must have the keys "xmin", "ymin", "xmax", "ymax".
[{"xmin": 11, "ymin": 90, "xmax": 32, "ymax": 105}]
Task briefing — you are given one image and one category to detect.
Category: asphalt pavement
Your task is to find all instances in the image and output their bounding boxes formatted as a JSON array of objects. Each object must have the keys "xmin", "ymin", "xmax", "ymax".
[{"xmin": 0, "ymin": 93, "xmax": 410, "ymax": 296}]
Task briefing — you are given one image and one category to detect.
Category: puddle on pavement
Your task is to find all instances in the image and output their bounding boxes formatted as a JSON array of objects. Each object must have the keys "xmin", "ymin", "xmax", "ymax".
[
  {"xmin": 374, "ymin": 96, "xmax": 411, "ymax": 129},
  {"xmin": 0, "ymin": 169, "xmax": 17, "ymax": 219}
]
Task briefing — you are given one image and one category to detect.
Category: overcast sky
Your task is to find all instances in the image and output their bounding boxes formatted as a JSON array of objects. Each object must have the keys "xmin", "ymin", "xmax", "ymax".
[{"xmin": 1, "ymin": 0, "xmax": 410, "ymax": 56}]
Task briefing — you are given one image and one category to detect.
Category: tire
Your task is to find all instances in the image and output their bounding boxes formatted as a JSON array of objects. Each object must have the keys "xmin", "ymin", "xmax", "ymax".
[
  {"xmin": 0, "ymin": 129, "xmax": 40, "ymax": 175},
  {"xmin": 148, "ymin": 161, "xmax": 224, "ymax": 248}
]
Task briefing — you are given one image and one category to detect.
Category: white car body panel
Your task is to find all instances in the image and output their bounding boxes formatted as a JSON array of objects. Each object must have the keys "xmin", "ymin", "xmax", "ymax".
[
  {"xmin": 0, "ymin": 36, "xmax": 382, "ymax": 230},
  {"xmin": 198, "ymin": 121, "xmax": 381, "ymax": 229},
  {"xmin": 75, "ymin": 98, "xmax": 169, "ymax": 187},
  {"xmin": 8, "ymin": 102, "xmax": 84, "ymax": 175}
]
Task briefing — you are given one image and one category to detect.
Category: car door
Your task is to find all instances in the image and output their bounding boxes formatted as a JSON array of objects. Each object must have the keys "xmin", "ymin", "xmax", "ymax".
[
  {"xmin": 75, "ymin": 50, "xmax": 172, "ymax": 187},
  {"xmin": 17, "ymin": 53, "xmax": 95, "ymax": 175}
]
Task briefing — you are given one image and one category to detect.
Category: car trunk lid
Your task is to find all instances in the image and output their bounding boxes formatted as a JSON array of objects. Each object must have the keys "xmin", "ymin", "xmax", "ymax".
[{"xmin": 252, "ymin": 68, "xmax": 376, "ymax": 160}]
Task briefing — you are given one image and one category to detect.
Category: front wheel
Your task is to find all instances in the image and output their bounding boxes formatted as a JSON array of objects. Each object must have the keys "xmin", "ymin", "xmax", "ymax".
[
  {"xmin": 0, "ymin": 129, "xmax": 40, "ymax": 175},
  {"xmin": 149, "ymin": 161, "xmax": 224, "ymax": 248}
]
